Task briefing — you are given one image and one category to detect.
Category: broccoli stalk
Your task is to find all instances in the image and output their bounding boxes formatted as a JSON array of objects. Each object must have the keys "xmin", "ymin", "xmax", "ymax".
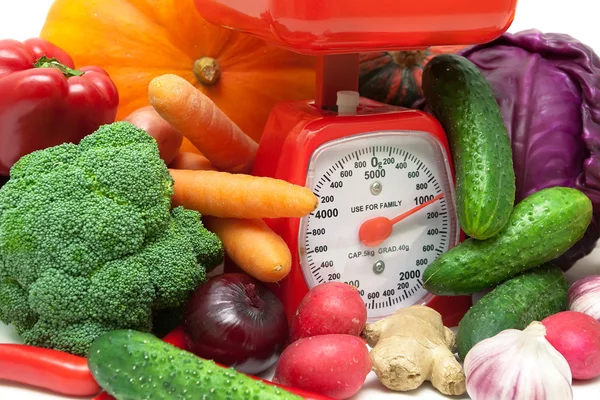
[{"xmin": 0, "ymin": 122, "xmax": 223, "ymax": 356}]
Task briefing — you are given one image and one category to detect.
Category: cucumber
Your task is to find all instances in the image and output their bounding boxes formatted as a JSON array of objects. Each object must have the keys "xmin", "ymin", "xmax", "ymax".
[
  {"xmin": 422, "ymin": 54, "xmax": 515, "ymax": 240},
  {"xmin": 87, "ymin": 330, "xmax": 302, "ymax": 400},
  {"xmin": 456, "ymin": 264, "xmax": 568, "ymax": 360},
  {"xmin": 423, "ymin": 186, "xmax": 592, "ymax": 295}
]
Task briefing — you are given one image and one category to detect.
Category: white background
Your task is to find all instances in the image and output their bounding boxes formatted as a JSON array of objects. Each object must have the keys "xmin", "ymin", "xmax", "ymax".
[{"xmin": 0, "ymin": 0, "xmax": 599, "ymax": 399}]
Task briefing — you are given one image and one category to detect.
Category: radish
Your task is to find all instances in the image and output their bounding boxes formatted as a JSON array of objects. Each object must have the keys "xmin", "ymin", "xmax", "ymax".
[
  {"xmin": 541, "ymin": 311, "xmax": 600, "ymax": 380},
  {"xmin": 273, "ymin": 334, "xmax": 371, "ymax": 400},
  {"xmin": 289, "ymin": 282, "xmax": 367, "ymax": 343}
]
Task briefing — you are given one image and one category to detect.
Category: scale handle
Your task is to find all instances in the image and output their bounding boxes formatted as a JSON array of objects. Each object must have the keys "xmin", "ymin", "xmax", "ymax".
[{"xmin": 315, "ymin": 54, "xmax": 360, "ymax": 110}]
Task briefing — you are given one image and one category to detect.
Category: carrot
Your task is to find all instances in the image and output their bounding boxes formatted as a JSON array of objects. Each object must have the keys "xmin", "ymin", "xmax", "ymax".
[
  {"xmin": 169, "ymin": 169, "xmax": 318, "ymax": 219},
  {"xmin": 148, "ymin": 74, "xmax": 258, "ymax": 173},
  {"xmin": 179, "ymin": 137, "xmax": 203, "ymax": 155},
  {"xmin": 169, "ymin": 152, "xmax": 216, "ymax": 171},
  {"xmin": 204, "ymin": 217, "xmax": 292, "ymax": 283}
]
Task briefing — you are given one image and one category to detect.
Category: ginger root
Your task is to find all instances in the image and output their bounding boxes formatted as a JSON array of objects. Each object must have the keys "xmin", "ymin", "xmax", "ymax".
[{"xmin": 361, "ymin": 305, "xmax": 465, "ymax": 396}]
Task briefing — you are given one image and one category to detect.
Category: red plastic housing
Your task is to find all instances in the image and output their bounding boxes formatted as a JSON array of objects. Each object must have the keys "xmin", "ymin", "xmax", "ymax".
[
  {"xmin": 193, "ymin": 0, "xmax": 517, "ymax": 54},
  {"xmin": 249, "ymin": 98, "xmax": 471, "ymax": 327}
]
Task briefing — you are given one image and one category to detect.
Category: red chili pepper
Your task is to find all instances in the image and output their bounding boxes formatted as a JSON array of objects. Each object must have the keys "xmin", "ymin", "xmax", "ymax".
[
  {"xmin": 162, "ymin": 324, "xmax": 188, "ymax": 350},
  {"xmin": 0, "ymin": 343, "xmax": 101, "ymax": 397},
  {"xmin": 93, "ymin": 392, "xmax": 114, "ymax": 400},
  {"xmin": 0, "ymin": 37, "xmax": 119, "ymax": 175},
  {"xmin": 1, "ymin": 327, "xmax": 331, "ymax": 400}
]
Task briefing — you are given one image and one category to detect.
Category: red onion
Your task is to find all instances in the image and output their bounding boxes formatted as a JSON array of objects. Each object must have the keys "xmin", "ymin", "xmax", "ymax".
[
  {"xmin": 183, "ymin": 272, "xmax": 288, "ymax": 374},
  {"xmin": 568, "ymin": 275, "xmax": 600, "ymax": 321}
]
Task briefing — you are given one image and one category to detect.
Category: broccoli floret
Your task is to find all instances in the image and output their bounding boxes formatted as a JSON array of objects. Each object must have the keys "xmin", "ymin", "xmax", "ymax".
[
  {"xmin": 87, "ymin": 258, "xmax": 155, "ymax": 327},
  {"xmin": 0, "ymin": 278, "xmax": 37, "ymax": 333},
  {"xmin": 29, "ymin": 270, "xmax": 90, "ymax": 323},
  {"xmin": 0, "ymin": 122, "xmax": 223, "ymax": 356},
  {"xmin": 21, "ymin": 319, "xmax": 119, "ymax": 357}
]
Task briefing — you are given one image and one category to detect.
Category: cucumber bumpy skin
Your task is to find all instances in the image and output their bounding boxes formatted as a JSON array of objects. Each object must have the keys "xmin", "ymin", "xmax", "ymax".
[
  {"xmin": 456, "ymin": 264, "xmax": 568, "ymax": 360},
  {"xmin": 87, "ymin": 330, "xmax": 302, "ymax": 400},
  {"xmin": 422, "ymin": 54, "xmax": 516, "ymax": 240},
  {"xmin": 423, "ymin": 186, "xmax": 592, "ymax": 296}
]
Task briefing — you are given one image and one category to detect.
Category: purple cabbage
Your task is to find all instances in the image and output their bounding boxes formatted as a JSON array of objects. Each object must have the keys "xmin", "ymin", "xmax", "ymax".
[{"xmin": 457, "ymin": 29, "xmax": 600, "ymax": 270}]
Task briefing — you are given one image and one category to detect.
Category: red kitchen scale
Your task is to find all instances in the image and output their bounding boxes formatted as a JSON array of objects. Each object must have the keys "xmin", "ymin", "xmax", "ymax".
[{"xmin": 194, "ymin": 0, "xmax": 518, "ymax": 326}]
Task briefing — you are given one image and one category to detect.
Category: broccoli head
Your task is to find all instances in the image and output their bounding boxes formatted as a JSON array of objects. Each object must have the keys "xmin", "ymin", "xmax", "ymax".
[{"xmin": 0, "ymin": 122, "xmax": 223, "ymax": 356}]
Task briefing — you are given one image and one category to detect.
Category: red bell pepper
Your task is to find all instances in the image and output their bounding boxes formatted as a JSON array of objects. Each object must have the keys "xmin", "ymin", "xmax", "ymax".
[{"xmin": 0, "ymin": 38, "xmax": 119, "ymax": 175}]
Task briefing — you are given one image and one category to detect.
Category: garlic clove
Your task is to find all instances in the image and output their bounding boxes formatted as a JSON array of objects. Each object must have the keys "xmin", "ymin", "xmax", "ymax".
[
  {"xmin": 464, "ymin": 321, "xmax": 573, "ymax": 400},
  {"xmin": 568, "ymin": 275, "xmax": 600, "ymax": 321}
]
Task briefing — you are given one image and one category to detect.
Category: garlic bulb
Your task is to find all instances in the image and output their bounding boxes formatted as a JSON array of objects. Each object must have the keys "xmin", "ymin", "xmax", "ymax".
[
  {"xmin": 464, "ymin": 321, "xmax": 572, "ymax": 400},
  {"xmin": 568, "ymin": 275, "xmax": 600, "ymax": 321}
]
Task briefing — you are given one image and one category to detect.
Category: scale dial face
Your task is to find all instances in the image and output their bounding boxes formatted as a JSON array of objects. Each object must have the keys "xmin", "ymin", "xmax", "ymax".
[{"xmin": 299, "ymin": 131, "xmax": 460, "ymax": 321}]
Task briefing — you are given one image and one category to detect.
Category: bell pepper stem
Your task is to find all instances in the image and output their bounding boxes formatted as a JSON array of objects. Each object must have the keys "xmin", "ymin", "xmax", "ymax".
[{"xmin": 33, "ymin": 56, "xmax": 84, "ymax": 78}]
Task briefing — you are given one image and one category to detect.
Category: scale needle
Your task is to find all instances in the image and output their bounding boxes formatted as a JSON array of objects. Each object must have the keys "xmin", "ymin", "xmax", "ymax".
[{"xmin": 358, "ymin": 193, "xmax": 445, "ymax": 247}]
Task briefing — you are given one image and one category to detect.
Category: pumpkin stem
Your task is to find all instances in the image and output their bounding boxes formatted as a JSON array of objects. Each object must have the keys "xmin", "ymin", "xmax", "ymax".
[
  {"xmin": 194, "ymin": 56, "xmax": 221, "ymax": 86},
  {"xmin": 389, "ymin": 50, "xmax": 428, "ymax": 67},
  {"xmin": 33, "ymin": 56, "xmax": 84, "ymax": 78}
]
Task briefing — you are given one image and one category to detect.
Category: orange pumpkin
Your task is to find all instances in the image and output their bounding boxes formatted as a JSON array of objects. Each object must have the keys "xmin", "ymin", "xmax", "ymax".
[{"xmin": 40, "ymin": 0, "xmax": 316, "ymax": 142}]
